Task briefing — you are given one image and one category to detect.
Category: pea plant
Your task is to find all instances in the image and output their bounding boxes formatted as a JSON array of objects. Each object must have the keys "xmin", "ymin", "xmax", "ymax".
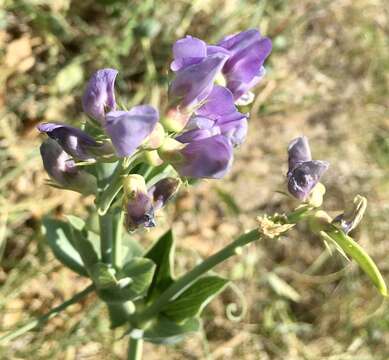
[{"xmin": 1, "ymin": 29, "xmax": 386, "ymax": 359}]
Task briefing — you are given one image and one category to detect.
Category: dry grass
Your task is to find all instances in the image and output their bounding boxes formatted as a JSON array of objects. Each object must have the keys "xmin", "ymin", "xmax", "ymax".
[{"xmin": 1, "ymin": 0, "xmax": 389, "ymax": 358}]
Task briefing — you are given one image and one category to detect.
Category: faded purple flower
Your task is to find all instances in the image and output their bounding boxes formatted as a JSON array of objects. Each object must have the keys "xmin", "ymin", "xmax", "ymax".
[
  {"xmin": 126, "ymin": 191, "xmax": 156, "ymax": 230},
  {"xmin": 175, "ymin": 135, "xmax": 233, "ymax": 179},
  {"xmin": 82, "ymin": 68, "xmax": 118, "ymax": 123},
  {"xmin": 218, "ymin": 29, "xmax": 272, "ymax": 100},
  {"xmin": 37, "ymin": 122, "xmax": 109, "ymax": 161},
  {"xmin": 104, "ymin": 105, "xmax": 159, "ymax": 157},
  {"xmin": 40, "ymin": 139, "xmax": 97, "ymax": 195},
  {"xmin": 287, "ymin": 136, "xmax": 329, "ymax": 200}
]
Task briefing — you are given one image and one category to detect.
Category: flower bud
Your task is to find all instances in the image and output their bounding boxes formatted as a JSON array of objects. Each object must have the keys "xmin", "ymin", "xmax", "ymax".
[
  {"xmin": 149, "ymin": 177, "xmax": 181, "ymax": 211},
  {"xmin": 82, "ymin": 68, "xmax": 118, "ymax": 123},
  {"xmin": 332, "ymin": 195, "xmax": 367, "ymax": 234},
  {"xmin": 307, "ymin": 182, "xmax": 326, "ymax": 208},
  {"xmin": 162, "ymin": 109, "xmax": 191, "ymax": 133},
  {"xmin": 40, "ymin": 139, "xmax": 97, "ymax": 195},
  {"xmin": 142, "ymin": 123, "xmax": 165, "ymax": 150},
  {"xmin": 123, "ymin": 175, "xmax": 155, "ymax": 230}
]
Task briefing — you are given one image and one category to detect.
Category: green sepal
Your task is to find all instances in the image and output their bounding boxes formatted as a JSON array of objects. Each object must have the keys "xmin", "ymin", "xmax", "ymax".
[
  {"xmin": 144, "ymin": 230, "xmax": 175, "ymax": 300},
  {"xmin": 162, "ymin": 275, "xmax": 229, "ymax": 322},
  {"xmin": 142, "ymin": 316, "xmax": 201, "ymax": 345},
  {"xmin": 321, "ymin": 226, "xmax": 387, "ymax": 296},
  {"xmin": 42, "ymin": 218, "xmax": 87, "ymax": 277}
]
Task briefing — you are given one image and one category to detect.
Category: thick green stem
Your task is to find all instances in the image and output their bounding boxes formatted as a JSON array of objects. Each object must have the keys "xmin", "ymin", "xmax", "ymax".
[
  {"xmin": 137, "ymin": 229, "xmax": 260, "ymax": 322},
  {"xmin": 99, "ymin": 211, "xmax": 114, "ymax": 263},
  {"xmin": 113, "ymin": 210, "xmax": 125, "ymax": 269},
  {"xmin": 128, "ymin": 337, "xmax": 143, "ymax": 360},
  {"xmin": 0, "ymin": 284, "xmax": 94, "ymax": 345}
]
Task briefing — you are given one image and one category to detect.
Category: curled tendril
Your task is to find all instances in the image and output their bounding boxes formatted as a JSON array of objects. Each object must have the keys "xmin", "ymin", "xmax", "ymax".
[{"xmin": 225, "ymin": 282, "xmax": 247, "ymax": 322}]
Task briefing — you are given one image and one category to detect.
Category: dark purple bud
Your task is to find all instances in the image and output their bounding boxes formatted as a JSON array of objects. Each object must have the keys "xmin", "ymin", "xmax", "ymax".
[
  {"xmin": 169, "ymin": 53, "xmax": 229, "ymax": 109},
  {"xmin": 104, "ymin": 105, "xmax": 159, "ymax": 157},
  {"xmin": 175, "ymin": 135, "xmax": 233, "ymax": 179},
  {"xmin": 82, "ymin": 68, "xmax": 118, "ymax": 123},
  {"xmin": 37, "ymin": 122, "xmax": 109, "ymax": 161},
  {"xmin": 40, "ymin": 139, "xmax": 97, "ymax": 195},
  {"xmin": 218, "ymin": 29, "xmax": 272, "ymax": 100},
  {"xmin": 149, "ymin": 177, "xmax": 181, "ymax": 211}
]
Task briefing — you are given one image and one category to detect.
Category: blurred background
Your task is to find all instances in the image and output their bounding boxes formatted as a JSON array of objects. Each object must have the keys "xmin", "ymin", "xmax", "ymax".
[{"xmin": 1, "ymin": 0, "xmax": 389, "ymax": 358}]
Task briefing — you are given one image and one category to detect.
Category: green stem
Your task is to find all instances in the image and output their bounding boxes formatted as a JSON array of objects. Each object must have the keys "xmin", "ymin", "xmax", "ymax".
[
  {"xmin": 137, "ymin": 229, "xmax": 260, "ymax": 322},
  {"xmin": 128, "ymin": 336, "xmax": 143, "ymax": 360},
  {"xmin": 0, "ymin": 284, "xmax": 94, "ymax": 345},
  {"xmin": 113, "ymin": 210, "xmax": 125, "ymax": 269},
  {"xmin": 99, "ymin": 211, "xmax": 114, "ymax": 264}
]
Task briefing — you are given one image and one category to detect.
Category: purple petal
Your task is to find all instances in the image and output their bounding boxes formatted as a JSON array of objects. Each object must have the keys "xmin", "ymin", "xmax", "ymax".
[
  {"xmin": 196, "ymin": 85, "xmax": 236, "ymax": 117},
  {"xmin": 82, "ymin": 68, "xmax": 118, "ymax": 123},
  {"xmin": 169, "ymin": 53, "xmax": 229, "ymax": 109},
  {"xmin": 149, "ymin": 177, "xmax": 180, "ymax": 211},
  {"xmin": 287, "ymin": 160, "xmax": 329, "ymax": 200},
  {"xmin": 37, "ymin": 122, "xmax": 101, "ymax": 160},
  {"xmin": 177, "ymin": 135, "xmax": 233, "ymax": 179},
  {"xmin": 170, "ymin": 36, "xmax": 207, "ymax": 71},
  {"xmin": 218, "ymin": 113, "xmax": 248, "ymax": 146},
  {"xmin": 126, "ymin": 191, "xmax": 155, "ymax": 229},
  {"xmin": 104, "ymin": 105, "xmax": 159, "ymax": 157},
  {"xmin": 287, "ymin": 136, "xmax": 312, "ymax": 173}
]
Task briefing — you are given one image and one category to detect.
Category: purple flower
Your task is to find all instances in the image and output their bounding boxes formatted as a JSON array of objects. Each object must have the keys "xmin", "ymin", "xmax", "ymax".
[
  {"xmin": 175, "ymin": 135, "xmax": 233, "ymax": 179},
  {"xmin": 169, "ymin": 37, "xmax": 229, "ymax": 108},
  {"xmin": 40, "ymin": 139, "xmax": 97, "ymax": 195},
  {"xmin": 82, "ymin": 68, "xmax": 118, "ymax": 123},
  {"xmin": 176, "ymin": 86, "xmax": 248, "ymax": 146},
  {"xmin": 218, "ymin": 29, "xmax": 272, "ymax": 100},
  {"xmin": 287, "ymin": 136, "xmax": 329, "ymax": 200},
  {"xmin": 126, "ymin": 191, "xmax": 156, "ymax": 230},
  {"xmin": 104, "ymin": 105, "xmax": 159, "ymax": 157},
  {"xmin": 37, "ymin": 122, "xmax": 109, "ymax": 161}
]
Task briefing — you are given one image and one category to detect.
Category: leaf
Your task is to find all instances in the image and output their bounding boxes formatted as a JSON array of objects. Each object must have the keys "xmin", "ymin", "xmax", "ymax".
[
  {"xmin": 321, "ymin": 227, "xmax": 388, "ymax": 296},
  {"xmin": 120, "ymin": 257, "xmax": 156, "ymax": 296},
  {"xmin": 144, "ymin": 230, "xmax": 175, "ymax": 299},
  {"xmin": 91, "ymin": 262, "xmax": 118, "ymax": 289},
  {"xmin": 97, "ymin": 257, "xmax": 155, "ymax": 303},
  {"xmin": 142, "ymin": 316, "xmax": 201, "ymax": 345},
  {"xmin": 267, "ymin": 273, "xmax": 301, "ymax": 302},
  {"xmin": 216, "ymin": 187, "xmax": 240, "ymax": 215},
  {"xmin": 121, "ymin": 234, "xmax": 144, "ymax": 264},
  {"xmin": 162, "ymin": 276, "xmax": 229, "ymax": 322},
  {"xmin": 42, "ymin": 218, "xmax": 87, "ymax": 276}
]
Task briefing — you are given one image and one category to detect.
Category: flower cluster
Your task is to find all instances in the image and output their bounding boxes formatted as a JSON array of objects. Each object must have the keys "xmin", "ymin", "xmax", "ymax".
[{"xmin": 37, "ymin": 28, "xmax": 272, "ymax": 230}]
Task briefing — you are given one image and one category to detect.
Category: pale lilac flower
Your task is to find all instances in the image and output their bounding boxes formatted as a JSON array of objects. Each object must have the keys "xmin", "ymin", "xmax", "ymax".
[{"xmin": 104, "ymin": 105, "xmax": 159, "ymax": 157}]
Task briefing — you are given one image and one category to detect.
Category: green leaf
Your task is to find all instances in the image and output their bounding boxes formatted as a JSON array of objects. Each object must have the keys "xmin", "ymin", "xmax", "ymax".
[
  {"xmin": 267, "ymin": 273, "xmax": 301, "ymax": 302},
  {"xmin": 42, "ymin": 218, "xmax": 87, "ymax": 277},
  {"xmin": 162, "ymin": 276, "xmax": 229, "ymax": 322},
  {"xmin": 144, "ymin": 230, "xmax": 175, "ymax": 299},
  {"xmin": 97, "ymin": 257, "xmax": 155, "ymax": 303},
  {"xmin": 143, "ymin": 316, "xmax": 201, "ymax": 345},
  {"xmin": 216, "ymin": 187, "xmax": 240, "ymax": 215},
  {"xmin": 120, "ymin": 257, "xmax": 156, "ymax": 296},
  {"xmin": 91, "ymin": 262, "xmax": 118, "ymax": 289},
  {"xmin": 121, "ymin": 234, "xmax": 144, "ymax": 263},
  {"xmin": 321, "ymin": 227, "xmax": 388, "ymax": 296}
]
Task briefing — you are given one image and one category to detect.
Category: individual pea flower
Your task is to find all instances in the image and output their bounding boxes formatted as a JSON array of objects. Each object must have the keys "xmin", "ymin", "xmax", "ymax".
[
  {"xmin": 169, "ymin": 36, "xmax": 229, "ymax": 109},
  {"xmin": 104, "ymin": 105, "xmax": 159, "ymax": 157},
  {"xmin": 82, "ymin": 68, "xmax": 118, "ymax": 123},
  {"xmin": 160, "ymin": 135, "xmax": 233, "ymax": 179},
  {"xmin": 332, "ymin": 195, "xmax": 367, "ymax": 234},
  {"xmin": 287, "ymin": 136, "xmax": 329, "ymax": 201},
  {"xmin": 40, "ymin": 138, "xmax": 97, "ymax": 195},
  {"xmin": 37, "ymin": 122, "xmax": 113, "ymax": 161},
  {"xmin": 177, "ymin": 85, "xmax": 248, "ymax": 146},
  {"xmin": 123, "ymin": 175, "xmax": 180, "ymax": 230},
  {"xmin": 218, "ymin": 29, "xmax": 272, "ymax": 101},
  {"xmin": 124, "ymin": 175, "xmax": 155, "ymax": 230}
]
